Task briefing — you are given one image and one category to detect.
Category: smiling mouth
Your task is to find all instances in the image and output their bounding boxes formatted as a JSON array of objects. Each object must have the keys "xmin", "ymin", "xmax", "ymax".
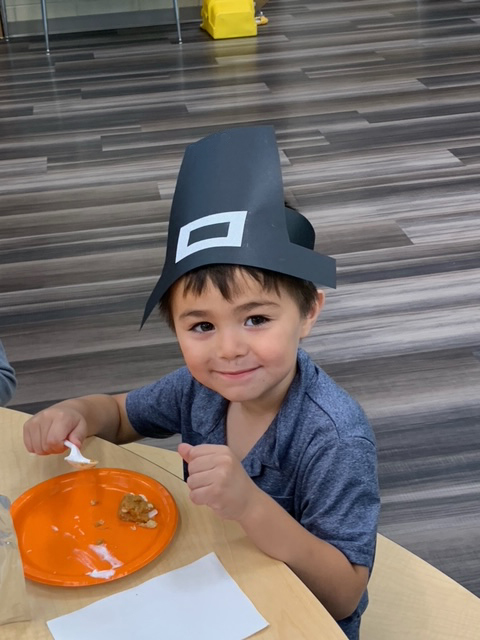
[{"xmin": 215, "ymin": 367, "xmax": 259, "ymax": 377}]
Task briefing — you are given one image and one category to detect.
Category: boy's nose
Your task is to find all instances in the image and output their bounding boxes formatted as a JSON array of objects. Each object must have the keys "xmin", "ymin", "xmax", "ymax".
[{"xmin": 216, "ymin": 328, "xmax": 248, "ymax": 360}]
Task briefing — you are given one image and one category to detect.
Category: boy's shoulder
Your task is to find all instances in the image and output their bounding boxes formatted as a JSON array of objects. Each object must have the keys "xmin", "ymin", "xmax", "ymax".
[{"xmin": 293, "ymin": 349, "xmax": 374, "ymax": 445}]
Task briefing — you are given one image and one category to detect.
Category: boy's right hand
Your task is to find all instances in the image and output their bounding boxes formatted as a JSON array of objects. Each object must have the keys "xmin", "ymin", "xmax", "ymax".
[{"xmin": 23, "ymin": 406, "xmax": 88, "ymax": 455}]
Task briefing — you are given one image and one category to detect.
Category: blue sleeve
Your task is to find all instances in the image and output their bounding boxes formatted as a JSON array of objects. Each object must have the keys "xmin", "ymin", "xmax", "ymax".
[
  {"xmin": 0, "ymin": 341, "xmax": 17, "ymax": 407},
  {"xmin": 125, "ymin": 367, "xmax": 193, "ymax": 438},
  {"xmin": 298, "ymin": 436, "xmax": 380, "ymax": 569}
]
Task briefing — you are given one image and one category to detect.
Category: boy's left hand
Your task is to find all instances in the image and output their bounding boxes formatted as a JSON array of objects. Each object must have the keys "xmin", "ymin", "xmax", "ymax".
[{"xmin": 178, "ymin": 443, "xmax": 259, "ymax": 521}]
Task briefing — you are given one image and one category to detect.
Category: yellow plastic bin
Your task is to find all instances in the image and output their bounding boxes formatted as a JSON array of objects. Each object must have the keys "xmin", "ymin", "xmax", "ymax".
[{"xmin": 201, "ymin": 0, "xmax": 257, "ymax": 39}]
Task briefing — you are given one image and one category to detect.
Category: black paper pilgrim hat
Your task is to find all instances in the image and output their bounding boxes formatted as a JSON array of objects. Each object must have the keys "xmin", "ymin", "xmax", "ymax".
[{"xmin": 141, "ymin": 126, "xmax": 336, "ymax": 326}]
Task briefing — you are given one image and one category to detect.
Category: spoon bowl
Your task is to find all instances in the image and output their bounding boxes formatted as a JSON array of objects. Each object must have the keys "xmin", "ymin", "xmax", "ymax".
[{"xmin": 63, "ymin": 441, "xmax": 98, "ymax": 470}]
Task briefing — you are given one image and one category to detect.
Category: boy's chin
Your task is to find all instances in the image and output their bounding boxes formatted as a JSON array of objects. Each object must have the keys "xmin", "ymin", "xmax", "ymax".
[
  {"xmin": 203, "ymin": 382, "xmax": 261, "ymax": 403},
  {"xmin": 221, "ymin": 390, "xmax": 259, "ymax": 403},
  {"xmin": 221, "ymin": 384, "xmax": 279, "ymax": 404}
]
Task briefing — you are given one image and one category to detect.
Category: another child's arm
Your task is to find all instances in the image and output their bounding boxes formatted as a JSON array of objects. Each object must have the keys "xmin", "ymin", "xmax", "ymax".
[
  {"xmin": 179, "ymin": 442, "xmax": 371, "ymax": 621},
  {"xmin": 23, "ymin": 393, "xmax": 138, "ymax": 455},
  {"xmin": 0, "ymin": 340, "xmax": 17, "ymax": 407}
]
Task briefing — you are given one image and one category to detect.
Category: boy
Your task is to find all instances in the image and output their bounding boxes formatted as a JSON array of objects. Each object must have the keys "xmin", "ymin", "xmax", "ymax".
[
  {"xmin": 0, "ymin": 340, "xmax": 17, "ymax": 406},
  {"xmin": 23, "ymin": 127, "xmax": 379, "ymax": 640}
]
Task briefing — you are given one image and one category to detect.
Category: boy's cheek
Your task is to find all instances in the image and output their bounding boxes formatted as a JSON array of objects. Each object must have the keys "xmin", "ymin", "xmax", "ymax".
[{"xmin": 176, "ymin": 336, "xmax": 204, "ymax": 363}]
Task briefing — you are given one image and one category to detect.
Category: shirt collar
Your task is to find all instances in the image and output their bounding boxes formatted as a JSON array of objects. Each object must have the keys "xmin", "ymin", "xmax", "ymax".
[{"xmin": 242, "ymin": 349, "xmax": 316, "ymax": 477}]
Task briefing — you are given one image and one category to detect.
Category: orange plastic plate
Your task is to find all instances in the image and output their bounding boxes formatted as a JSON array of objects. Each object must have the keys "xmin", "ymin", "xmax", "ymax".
[{"xmin": 11, "ymin": 468, "xmax": 178, "ymax": 587}]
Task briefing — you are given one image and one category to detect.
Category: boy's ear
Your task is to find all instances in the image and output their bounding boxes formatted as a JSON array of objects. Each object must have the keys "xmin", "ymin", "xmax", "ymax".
[
  {"xmin": 315, "ymin": 288, "xmax": 326, "ymax": 312},
  {"xmin": 300, "ymin": 289, "xmax": 325, "ymax": 338}
]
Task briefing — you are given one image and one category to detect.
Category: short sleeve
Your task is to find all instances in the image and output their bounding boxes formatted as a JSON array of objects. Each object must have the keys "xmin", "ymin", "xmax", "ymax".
[
  {"xmin": 126, "ymin": 367, "xmax": 193, "ymax": 438},
  {"xmin": 298, "ymin": 436, "xmax": 380, "ymax": 568}
]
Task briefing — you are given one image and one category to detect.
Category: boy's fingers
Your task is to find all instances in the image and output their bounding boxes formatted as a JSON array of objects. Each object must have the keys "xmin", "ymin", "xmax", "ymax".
[
  {"xmin": 68, "ymin": 425, "xmax": 84, "ymax": 450},
  {"xmin": 178, "ymin": 442, "xmax": 193, "ymax": 462},
  {"xmin": 42, "ymin": 419, "xmax": 64, "ymax": 454},
  {"xmin": 23, "ymin": 424, "xmax": 33, "ymax": 454},
  {"xmin": 187, "ymin": 454, "xmax": 217, "ymax": 475},
  {"xmin": 23, "ymin": 416, "xmax": 38, "ymax": 441},
  {"xmin": 187, "ymin": 444, "xmax": 228, "ymax": 460},
  {"xmin": 179, "ymin": 443, "xmax": 229, "ymax": 465},
  {"xmin": 189, "ymin": 486, "xmax": 211, "ymax": 507},
  {"xmin": 29, "ymin": 424, "xmax": 45, "ymax": 455},
  {"xmin": 23, "ymin": 411, "xmax": 85, "ymax": 456},
  {"xmin": 186, "ymin": 469, "xmax": 214, "ymax": 491}
]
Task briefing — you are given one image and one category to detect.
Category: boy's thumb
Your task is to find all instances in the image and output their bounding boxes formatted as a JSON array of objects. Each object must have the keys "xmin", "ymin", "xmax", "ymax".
[
  {"xmin": 178, "ymin": 442, "xmax": 193, "ymax": 463},
  {"xmin": 68, "ymin": 426, "xmax": 84, "ymax": 450}
]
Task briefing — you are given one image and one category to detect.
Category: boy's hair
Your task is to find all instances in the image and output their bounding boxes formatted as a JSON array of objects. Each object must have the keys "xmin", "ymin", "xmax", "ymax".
[{"xmin": 159, "ymin": 264, "xmax": 318, "ymax": 330}]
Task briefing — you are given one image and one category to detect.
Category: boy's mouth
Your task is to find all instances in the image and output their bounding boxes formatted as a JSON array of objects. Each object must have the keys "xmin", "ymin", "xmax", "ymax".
[{"xmin": 214, "ymin": 367, "xmax": 260, "ymax": 379}]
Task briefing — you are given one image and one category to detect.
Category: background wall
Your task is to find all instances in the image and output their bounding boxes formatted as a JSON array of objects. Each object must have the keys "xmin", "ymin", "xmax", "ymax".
[{"xmin": 5, "ymin": 0, "xmax": 201, "ymax": 34}]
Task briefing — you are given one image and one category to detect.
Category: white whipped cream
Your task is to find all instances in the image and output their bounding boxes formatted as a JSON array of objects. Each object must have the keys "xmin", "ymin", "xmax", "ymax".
[
  {"xmin": 72, "ymin": 549, "xmax": 96, "ymax": 571},
  {"xmin": 88, "ymin": 544, "xmax": 123, "ymax": 569},
  {"xmin": 87, "ymin": 569, "xmax": 116, "ymax": 580}
]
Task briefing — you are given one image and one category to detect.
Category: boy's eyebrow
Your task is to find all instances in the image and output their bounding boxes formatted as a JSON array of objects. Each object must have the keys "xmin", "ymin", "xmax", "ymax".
[
  {"xmin": 178, "ymin": 309, "xmax": 210, "ymax": 321},
  {"xmin": 235, "ymin": 300, "xmax": 281, "ymax": 313},
  {"xmin": 178, "ymin": 300, "xmax": 280, "ymax": 321}
]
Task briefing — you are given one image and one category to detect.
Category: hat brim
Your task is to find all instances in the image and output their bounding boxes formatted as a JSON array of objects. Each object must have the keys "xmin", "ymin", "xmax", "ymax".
[{"xmin": 141, "ymin": 243, "xmax": 335, "ymax": 327}]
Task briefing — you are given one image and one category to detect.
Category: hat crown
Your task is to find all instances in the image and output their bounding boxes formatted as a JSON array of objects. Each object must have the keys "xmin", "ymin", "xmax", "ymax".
[{"xmin": 141, "ymin": 126, "xmax": 335, "ymax": 327}]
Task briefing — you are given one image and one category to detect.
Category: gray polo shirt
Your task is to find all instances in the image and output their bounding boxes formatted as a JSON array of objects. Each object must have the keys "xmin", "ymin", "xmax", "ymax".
[{"xmin": 127, "ymin": 348, "xmax": 380, "ymax": 639}]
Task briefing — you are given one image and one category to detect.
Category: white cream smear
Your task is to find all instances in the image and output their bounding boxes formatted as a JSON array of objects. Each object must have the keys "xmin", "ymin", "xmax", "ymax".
[
  {"xmin": 88, "ymin": 544, "xmax": 123, "ymax": 569},
  {"xmin": 72, "ymin": 544, "xmax": 123, "ymax": 580},
  {"xmin": 87, "ymin": 569, "xmax": 116, "ymax": 580},
  {"xmin": 72, "ymin": 549, "xmax": 96, "ymax": 572}
]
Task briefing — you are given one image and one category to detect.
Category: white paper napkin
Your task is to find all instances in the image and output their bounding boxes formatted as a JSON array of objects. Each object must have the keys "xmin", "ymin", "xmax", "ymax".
[{"xmin": 47, "ymin": 553, "xmax": 269, "ymax": 640}]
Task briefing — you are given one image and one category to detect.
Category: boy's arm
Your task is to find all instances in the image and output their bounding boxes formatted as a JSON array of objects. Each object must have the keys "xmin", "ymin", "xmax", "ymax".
[
  {"xmin": 180, "ymin": 441, "xmax": 376, "ymax": 621},
  {"xmin": 61, "ymin": 393, "xmax": 138, "ymax": 443},
  {"xmin": 24, "ymin": 367, "xmax": 192, "ymax": 455},
  {"xmin": 238, "ymin": 488, "xmax": 368, "ymax": 620},
  {"xmin": 23, "ymin": 393, "xmax": 139, "ymax": 455}
]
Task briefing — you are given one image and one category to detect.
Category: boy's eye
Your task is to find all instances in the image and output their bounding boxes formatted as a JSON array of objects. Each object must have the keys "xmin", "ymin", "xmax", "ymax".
[
  {"xmin": 191, "ymin": 321, "xmax": 214, "ymax": 333},
  {"xmin": 245, "ymin": 315, "xmax": 269, "ymax": 327}
]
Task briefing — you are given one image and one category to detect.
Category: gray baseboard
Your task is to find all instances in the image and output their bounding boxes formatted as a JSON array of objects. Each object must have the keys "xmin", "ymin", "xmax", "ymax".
[{"xmin": 6, "ymin": 7, "xmax": 200, "ymax": 37}]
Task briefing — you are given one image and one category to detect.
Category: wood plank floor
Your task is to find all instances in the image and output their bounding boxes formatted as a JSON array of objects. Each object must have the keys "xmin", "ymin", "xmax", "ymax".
[{"xmin": 1, "ymin": 0, "xmax": 480, "ymax": 596}]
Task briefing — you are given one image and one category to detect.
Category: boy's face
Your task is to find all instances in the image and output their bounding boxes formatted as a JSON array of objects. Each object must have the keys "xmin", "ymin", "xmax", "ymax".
[{"xmin": 170, "ymin": 271, "xmax": 324, "ymax": 408}]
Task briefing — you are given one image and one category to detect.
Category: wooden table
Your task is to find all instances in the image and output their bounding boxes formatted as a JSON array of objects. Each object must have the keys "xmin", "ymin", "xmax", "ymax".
[
  {"xmin": 0, "ymin": 407, "xmax": 346, "ymax": 640},
  {"xmin": 96, "ymin": 444, "xmax": 480, "ymax": 639}
]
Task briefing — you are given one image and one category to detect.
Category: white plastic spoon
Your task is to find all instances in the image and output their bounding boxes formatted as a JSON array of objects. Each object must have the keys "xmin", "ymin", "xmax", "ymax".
[{"xmin": 63, "ymin": 441, "xmax": 98, "ymax": 470}]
